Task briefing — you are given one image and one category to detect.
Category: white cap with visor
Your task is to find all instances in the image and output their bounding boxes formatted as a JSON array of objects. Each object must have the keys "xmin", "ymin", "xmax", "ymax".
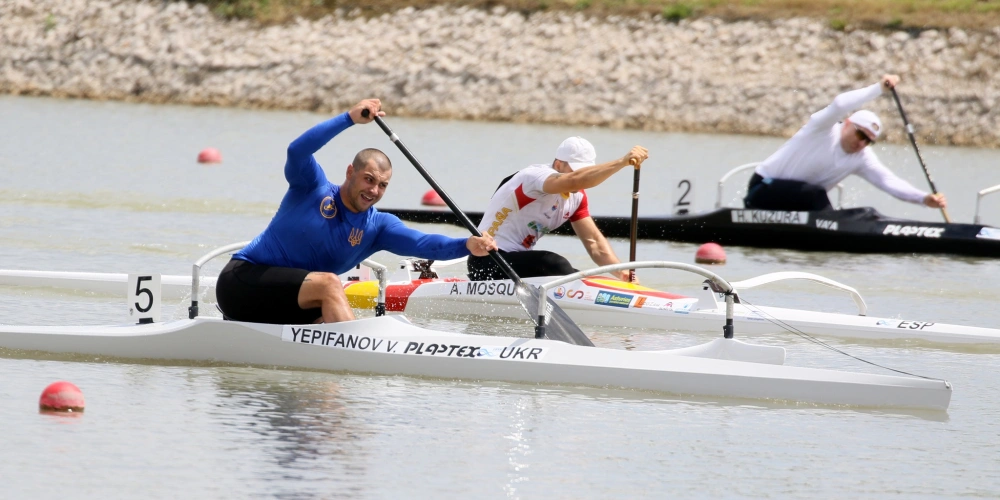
[
  {"xmin": 849, "ymin": 110, "xmax": 883, "ymax": 140},
  {"xmin": 555, "ymin": 136, "xmax": 596, "ymax": 170}
]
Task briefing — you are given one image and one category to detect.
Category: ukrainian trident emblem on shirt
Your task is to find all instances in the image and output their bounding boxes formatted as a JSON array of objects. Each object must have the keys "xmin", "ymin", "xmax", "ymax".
[{"xmin": 348, "ymin": 228, "xmax": 364, "ymax": 247}]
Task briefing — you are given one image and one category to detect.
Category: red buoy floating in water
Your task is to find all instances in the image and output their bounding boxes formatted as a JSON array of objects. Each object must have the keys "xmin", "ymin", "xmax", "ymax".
[
  {"xmin": 421, "ymin": 189, "xmax": 446, "ymax": 207},
  {"xmin": 39, "ymin": 381, "xmax": 86, "ymax": 413},
  {"xmin": 197, "ymin": 148, "xmax": 222, "ymax": 164},
  {"xmin": 695, "ymin": 242, "xmax": 727, "ymax": 265}
]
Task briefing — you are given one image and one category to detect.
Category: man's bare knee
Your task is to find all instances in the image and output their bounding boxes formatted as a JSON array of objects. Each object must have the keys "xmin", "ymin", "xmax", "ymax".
[
  {"xmin": 299, "ymin": 272, "xmax": 346, "ymax": 309},
  {"xmin": 308, "ymin": 272, "xmax": 343, "ymax": 293},
  {"xmin": 300, "ymin": 271, "xmax": 356, "ymax": 323}
]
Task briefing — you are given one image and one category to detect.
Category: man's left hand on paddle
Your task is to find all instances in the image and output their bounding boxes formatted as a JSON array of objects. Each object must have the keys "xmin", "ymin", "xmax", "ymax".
[
  {"xmin": 467, "ymin": 235, "xmax": 498, "ymax": 257},
  {"xmin": 349, "ymin": 98, "xmax": 384, "ymax": 124}
]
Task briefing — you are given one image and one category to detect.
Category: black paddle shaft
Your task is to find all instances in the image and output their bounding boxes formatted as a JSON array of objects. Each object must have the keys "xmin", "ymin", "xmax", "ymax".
[
  {"xmin": 890, "ymin": 88, "xmax": 940, "ymax": 194},
  {"xmin": 361, "ymin": 108, "xmax": 595, "ymax": 347},
  {"xmin": 363, "ymin": 111, "xmax": 523, "ymax": 283},
  {"xmin": 628, "ymin": 159, "xmax": 640, "ymax": 282},
  {"xmin": 889, "ymin": 87, "xmax": 951, "ymax": 223}
]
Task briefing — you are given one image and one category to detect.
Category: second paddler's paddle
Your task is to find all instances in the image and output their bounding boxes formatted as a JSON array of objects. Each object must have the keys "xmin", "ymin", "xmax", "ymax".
[
  {"xmin": 889, "ymin": 86, "xmax": 951, "ymax": 223},
  {"xmin": 628, "ymin": 157, "xmax": 641, "ymax": 283},
  {"xmin": 362, "ymin": 108, "xmax": 595, "ymax": 347}
]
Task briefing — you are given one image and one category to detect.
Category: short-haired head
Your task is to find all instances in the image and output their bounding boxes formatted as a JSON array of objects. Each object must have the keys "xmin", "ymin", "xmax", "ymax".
[
  {"xmin": 352, "ymin": 148, "xmax": 392, "ymax": 171},
  {"xmin": 343, "ymin": 148, "xmax": 392, "ymax": 213}
]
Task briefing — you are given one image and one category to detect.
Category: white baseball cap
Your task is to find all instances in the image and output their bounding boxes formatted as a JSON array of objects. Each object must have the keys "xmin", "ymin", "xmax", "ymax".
[
  {"xmin": 849, "ymin": 110, "xmax": 883, "ymax": 140},
  {"xmin": 554, "ymin": 136, "xmax": 596, "ymax": 170}
]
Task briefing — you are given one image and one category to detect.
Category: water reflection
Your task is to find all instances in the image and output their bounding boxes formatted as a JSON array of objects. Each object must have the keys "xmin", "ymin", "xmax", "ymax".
[
  {"xmin": 503, "ymin": 396, "xmax": 534, "ymax": 498},
  {"xmin": 209, "ymin": 369, "xmax": 370, "ymax": 497}
]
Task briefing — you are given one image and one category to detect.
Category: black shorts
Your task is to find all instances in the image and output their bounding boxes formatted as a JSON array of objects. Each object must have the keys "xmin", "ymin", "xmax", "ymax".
[
  {"xmin": 467, "ymin": 250, "xmax": 578, "ymax": 281},
  {"xmin": 215, "ymin": 258, "xmax": 322, "ymax": 325},
  {"xmin": 743, "ymin": 173, "xmax": 833, "ymax": 211}
]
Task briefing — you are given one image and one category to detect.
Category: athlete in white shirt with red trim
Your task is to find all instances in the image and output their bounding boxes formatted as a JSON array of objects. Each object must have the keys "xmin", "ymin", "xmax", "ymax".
[
  {"xmin": 744, "ymin": 74, "xmax": 947, "ymax": 211},
  {"xmin": 468, "ymin": 137, "xmax": 649, "ymax": 283}
]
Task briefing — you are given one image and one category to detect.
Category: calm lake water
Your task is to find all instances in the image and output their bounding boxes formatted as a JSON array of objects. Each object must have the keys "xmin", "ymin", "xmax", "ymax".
[{"xmin": 1, "ymin": 95, "xmax": 999, "ymax": 499}]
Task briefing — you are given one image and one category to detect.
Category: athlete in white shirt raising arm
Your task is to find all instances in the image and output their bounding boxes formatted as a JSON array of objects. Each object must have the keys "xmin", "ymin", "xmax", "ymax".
[
  {"xmin": 744, "ymin": 74, "xmax": 948, "ymax": 212},
  {"xmin": 468, "ymin": 137, "xmax": 649, "ymax": 283}
]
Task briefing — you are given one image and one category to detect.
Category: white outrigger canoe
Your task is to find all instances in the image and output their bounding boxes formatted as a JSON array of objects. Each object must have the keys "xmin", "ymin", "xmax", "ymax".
[
  {"xmin": 0, "ymin": 314, "xmax": 953, "ymax": 410},
  {"xmin": 5, "ymin": 256, "xmax": 997, "ymax": 347},
  {"xmin": 337, "ymin": 257, "xmax": 1000, "ymax": 346},
  {"xmin": 0, "ymin": 243, "xmax": 953, "ymax": 410}
]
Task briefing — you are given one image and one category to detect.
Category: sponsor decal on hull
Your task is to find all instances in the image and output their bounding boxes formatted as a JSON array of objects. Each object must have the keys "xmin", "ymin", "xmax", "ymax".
[
  {"xmin": 731, "ymin": 210, "xmax": 809, "ymax": 225},
  {"xmin": 657, "ymin": 300, "xmax": 694, "ymax": 314},
  {"xmin": 977, "ymin": 227, "xmax": 1000, "ymax": 241},
  {"xmin": 816, "ymin": 219, "xmax": 839, "ymax": 231},
  {"xmin": 281, "ymin": 326, "xmax": 547, "ymax": 360},
  {"xmin": 594, "ymin": 290, "xmax": 634, "ymax": 308},
  {"xmin": 882, "ymin": 224, "xmax": 944, "ymax": 238},
  {"xmin": 552, "ymin": 288, "xmax": 586, "ymax": 300}
]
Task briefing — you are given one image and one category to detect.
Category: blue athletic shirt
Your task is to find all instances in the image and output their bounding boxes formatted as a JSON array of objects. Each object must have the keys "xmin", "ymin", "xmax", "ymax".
[{"xmin": 234, "ymin": 112, "xmax": 470, "ymax": 275}]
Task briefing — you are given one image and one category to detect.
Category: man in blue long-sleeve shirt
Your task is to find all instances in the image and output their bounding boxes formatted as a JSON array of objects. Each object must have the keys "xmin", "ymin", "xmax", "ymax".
[{"xmin": 217, "ymin": 98, "xmax": 497, "ymax": 325}]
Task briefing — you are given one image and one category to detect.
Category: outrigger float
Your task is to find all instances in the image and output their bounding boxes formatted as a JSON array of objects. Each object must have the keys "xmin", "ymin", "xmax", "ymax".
[{"xmin": 0, "ymin": 243, "xmax": 953, "ymax": 410}]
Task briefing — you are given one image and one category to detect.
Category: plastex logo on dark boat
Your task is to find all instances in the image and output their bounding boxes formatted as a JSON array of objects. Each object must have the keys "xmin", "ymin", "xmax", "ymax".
[
  {"xmin": 731, "ymin": 210, "xmax": 809, "ymax": 225},
  {"xmin": 882, "ymin": 224, "xmax": 944, "ymax": 238}
]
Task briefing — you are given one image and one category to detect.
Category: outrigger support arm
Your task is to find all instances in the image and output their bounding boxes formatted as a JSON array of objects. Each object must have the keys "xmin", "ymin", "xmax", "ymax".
[
  {"xmin": 189, "ymin": 241, "xmax": 250, "ymax": 319},
  {"xmin": 975, "ymin": 184, "xmax": 1000, "ymax": 225},
  {"xmin": 728, "ymin": 271, "xmax": 868, "ymax": 316},
  {"xmin": 538, "ymin": 261, "xmax": 737, "ymax": 339},
  {"xmin": 398, "ymin": 256, "xmax": 469, "ymax": 281},
  {"xmin": 360, "ymin": 259, "xmax": 388, "ymax": 316}
]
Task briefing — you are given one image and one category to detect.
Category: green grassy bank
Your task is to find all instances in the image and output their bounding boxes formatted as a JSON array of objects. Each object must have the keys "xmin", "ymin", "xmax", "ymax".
[{"xmin": 192, "ymin": 0, "xmax": 1000, "ymax": 31}]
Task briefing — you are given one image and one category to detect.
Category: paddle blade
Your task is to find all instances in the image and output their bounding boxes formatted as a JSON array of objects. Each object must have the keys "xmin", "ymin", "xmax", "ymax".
[{"xmin": 515, "ymin": 283, "xmax": 595, "ymax": 347}]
